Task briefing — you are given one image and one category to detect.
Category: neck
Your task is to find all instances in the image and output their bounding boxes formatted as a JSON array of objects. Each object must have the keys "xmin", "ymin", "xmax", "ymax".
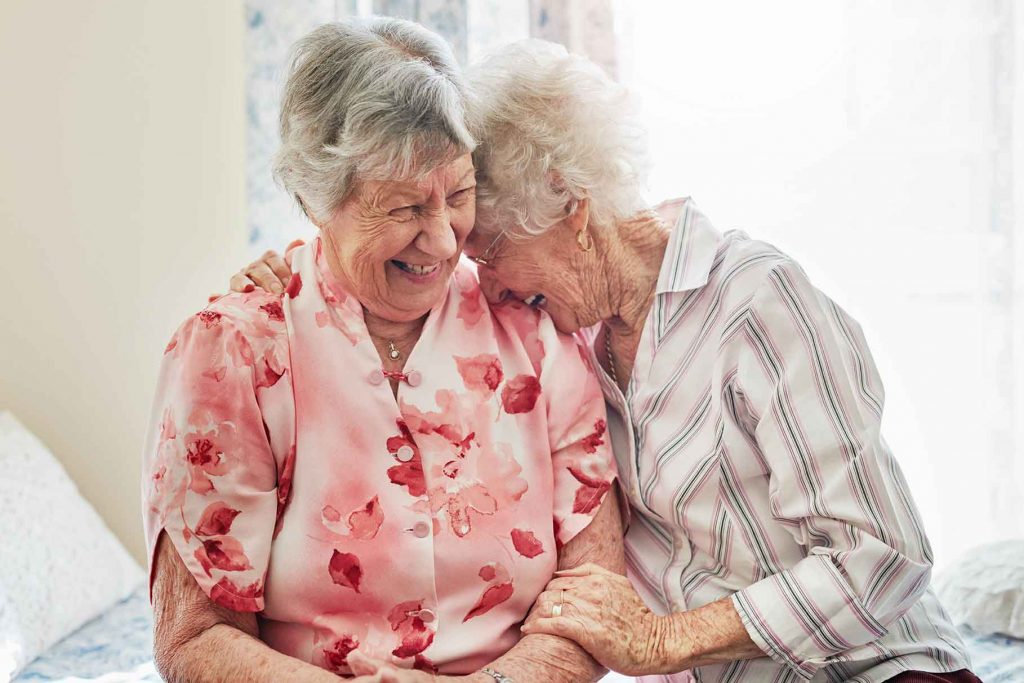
[
  {"xmin": 594, "ymin": 209, "xmax": 670, "ymax": 339},
  {"xmin": 363, "ymin": 311, "xmax": 426, "ymax": 349}
]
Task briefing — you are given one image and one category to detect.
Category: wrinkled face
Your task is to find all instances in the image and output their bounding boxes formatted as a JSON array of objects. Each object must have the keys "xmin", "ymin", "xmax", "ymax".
[
  {"xmin": 320, "ymin": 154, "xmax": 476, "ymax": 323},
  {"xmin": 465, "ymin": 220, "xmax": 591, "ymax": 335}
]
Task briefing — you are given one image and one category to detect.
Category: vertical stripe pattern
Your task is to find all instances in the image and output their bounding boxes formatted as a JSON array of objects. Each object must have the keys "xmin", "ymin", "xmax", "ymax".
[{"xmin": 596, "ymin": 202, "xmax": 970, "ymax": 683}]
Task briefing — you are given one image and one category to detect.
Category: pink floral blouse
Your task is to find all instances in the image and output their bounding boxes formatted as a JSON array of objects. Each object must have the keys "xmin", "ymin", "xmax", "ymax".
[{"xmin": 142, "ymin": 238, "xmax": 616, "ymax": 676}]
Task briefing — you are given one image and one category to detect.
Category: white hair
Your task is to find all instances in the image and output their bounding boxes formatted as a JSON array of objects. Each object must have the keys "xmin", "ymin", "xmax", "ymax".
[
  {"xmin": 273, "ymin": 18, "xmax": 476, "ymax": 222},
  {"xmin": 467, "ymin": 39, "xmax": 649, "ymax": 238}
]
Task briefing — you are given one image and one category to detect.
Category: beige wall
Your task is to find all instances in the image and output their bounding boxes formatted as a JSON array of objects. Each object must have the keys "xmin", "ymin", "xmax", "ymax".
[{"xmin": 0, "ymin": 0, "xmax": 248, "ymax": 563}]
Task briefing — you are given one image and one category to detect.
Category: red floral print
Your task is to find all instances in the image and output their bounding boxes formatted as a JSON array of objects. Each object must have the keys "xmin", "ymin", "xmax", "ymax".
[
  {"xmin": 510, "ymin": 528, "xmax": 544, "ymax": 558},
  {"xmin": 347, "ymin": 496, "xmax": 384, "ymax": 539},
  {"xmin": 194, "ymin": 501, "xmax": 240, "ymax": 536},
  {"xmin": 455, "ymin": 267, "xmax": 485, "ymax": 327},
  {"xmin": 501, "ymin": 374, "xmax": 542, "ymax": 414},
  {"xmin": 285, "ymin": 272, "xmax": 302, "ymax": 298},
  {"xmin": 183, "ymin": 429, "xmax": 230, "ymax": 495},
  {"xmin": 455, "ymin": 354, "xmax": 504, "ymax": 393},
  {"xmin": 321, "ymin": 496, "xmax": 384, "ymax": 540},
  {"xmin": 328, "ymin": 550, "xmax": 363, "ymax": 592},
  {"xmin": 386, "ymin": 420, "xmax": 427, "ymax": 497},
  {"xmin": 197, "ymin": 310, "xmax": 222, "ymax": 328},
  {"xmin": 274, "ymin": 445, "xmax": 296, "ymax": 538},
  {"xmin": 195, "ymin": 536, "xmax": 252, "ymax": 576},
  {"xmin": 142, "ymin": 239, "xmax": 617, "ymax": 675},
  {"xmin": 580, "ymin": 418, "xmax": 607, "ymax": 454},
  {"xmin": 322, "ymin": 635, "xmax": 360, "ymax": 672},
  {"xmin": 209, "ymin": 577, "xmax": 263, "ymax": 611},
  {"xmin": 568, "ymin": 464, "xmax": 613, "ymax": 515},
  {"xmin": 260, "ymin": 301, "xmax": 284, "ymax": 321},
  {"xmin": 388, "ymin": 600, "xmax": 436, "ymax": 658},
  {"xmin": 464, "ymin": 563, "xmax": 514, "ymax": 622}
]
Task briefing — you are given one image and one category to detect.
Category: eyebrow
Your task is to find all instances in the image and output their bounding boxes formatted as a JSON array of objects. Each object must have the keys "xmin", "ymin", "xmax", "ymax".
[{"xmin": 454, "ymin": 167, "xmax": 476, "ymax": 187}]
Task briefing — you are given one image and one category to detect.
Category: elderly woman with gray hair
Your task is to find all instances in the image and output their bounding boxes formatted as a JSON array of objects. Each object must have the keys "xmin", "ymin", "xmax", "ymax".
[
  {"xmin": 241, "ymin": 34, "xmax": 982, "ymax": 683},
  {"xmin": 143, "ymin": 18, "xmax": 624, "ymax": 683}
]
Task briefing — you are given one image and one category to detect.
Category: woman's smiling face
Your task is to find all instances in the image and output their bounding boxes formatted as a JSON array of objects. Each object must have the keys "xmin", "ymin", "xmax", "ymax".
[
  {"xmin": 319, "ymin": 153, "xmax": 476, "ymax": 323},
  {"xmin": 466, "ymin": 213, "xmax": 595, "ymax": 335}
]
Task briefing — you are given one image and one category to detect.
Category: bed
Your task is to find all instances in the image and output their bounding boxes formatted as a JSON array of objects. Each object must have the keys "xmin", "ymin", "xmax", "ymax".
[
  {"xmin": 11, "ymin": 587, "xmax": 1024, "ymax": 682},
  {"xmin": 3, "ymin": 413, "xmax": 1022, "ymax": 682}
]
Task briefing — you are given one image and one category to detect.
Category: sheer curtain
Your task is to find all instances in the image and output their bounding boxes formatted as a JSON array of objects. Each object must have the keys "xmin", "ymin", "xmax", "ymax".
[{"xmin": 245, "ymin": 0, "xmax": 1022, "ymax": 568}]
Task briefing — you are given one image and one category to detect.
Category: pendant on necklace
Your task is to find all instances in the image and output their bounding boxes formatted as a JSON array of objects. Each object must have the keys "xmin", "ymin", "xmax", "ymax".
[{"xmin": 387, "ymin": 340, "xmax": 401, "ymax": 360}]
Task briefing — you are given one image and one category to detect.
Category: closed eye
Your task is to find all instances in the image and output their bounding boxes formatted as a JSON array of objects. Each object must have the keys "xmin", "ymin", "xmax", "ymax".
[
  {"xmin": 447, "ymin": 186, "xmax": 476, "ymax": 205},
  {"xmin": 389, "ymin": 205, "xmax": 417, "ymax": 220}
]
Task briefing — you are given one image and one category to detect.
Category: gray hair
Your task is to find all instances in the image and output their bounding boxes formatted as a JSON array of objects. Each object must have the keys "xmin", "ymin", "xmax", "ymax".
[
  {"xmin": 274, "ymin": 17, "xmax": 476, "ymax": 222},
  {"xmin": 468, "ymin": 39, "xmax": 648, "ymax": 238}
]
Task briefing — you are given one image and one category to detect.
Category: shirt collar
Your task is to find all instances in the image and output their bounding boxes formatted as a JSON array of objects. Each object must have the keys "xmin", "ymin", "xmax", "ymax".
[{"xmin": 654, "ymin": 198, "xmax": 724, "ymax": 295}]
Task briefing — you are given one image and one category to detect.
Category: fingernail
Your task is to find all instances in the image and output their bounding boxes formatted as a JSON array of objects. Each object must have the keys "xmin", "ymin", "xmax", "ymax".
[{"xmin": 243, "ymin": 284, "xmax": 255, "ymax": 293}]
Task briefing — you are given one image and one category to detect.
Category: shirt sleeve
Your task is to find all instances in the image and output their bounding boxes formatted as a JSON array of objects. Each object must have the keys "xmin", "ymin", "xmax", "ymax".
[
  {"xmin": 142, "ymin": 309, "xmax": 283, "ymax": 612},
  {"xmin": 730, "ymin": 260, "xmax": 934, "ymax": 680},
  {"xmin": 536, "ymin": 316, "xmax": 619, "ymax": 547}
]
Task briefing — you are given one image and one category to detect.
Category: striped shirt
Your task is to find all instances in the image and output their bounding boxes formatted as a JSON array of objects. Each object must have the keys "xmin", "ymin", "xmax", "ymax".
[{"xmin": 584, "ymin": 201, "xmax": 970, "ymax": 683}]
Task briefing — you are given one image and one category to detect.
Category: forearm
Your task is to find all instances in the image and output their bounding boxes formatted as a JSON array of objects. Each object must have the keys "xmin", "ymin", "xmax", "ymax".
[
  {"xmin": 651, "ymin": 597, "xmax": 763, "ymax": 674},
  {"xmin": 461, "ymin": 633, "xmax": 604, "ymax": 683},
  {"xmin": 157, "ymin": 622, "xmax": 340, "ymax": 683},
  {"xmin": 463, "ymin": 493, "xmax": 625, "ymax": 682}
]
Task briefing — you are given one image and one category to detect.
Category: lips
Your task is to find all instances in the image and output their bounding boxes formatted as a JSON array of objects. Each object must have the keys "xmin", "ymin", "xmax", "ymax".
[{"xmin": 392, "ymin": 260, "xmax": 441, "ymax": 276}]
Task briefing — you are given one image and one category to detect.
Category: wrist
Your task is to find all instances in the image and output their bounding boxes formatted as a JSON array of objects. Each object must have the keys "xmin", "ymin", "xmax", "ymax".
[{"xmin": 647, "ymin": 611, "xmax": 696, "ymax": 674}]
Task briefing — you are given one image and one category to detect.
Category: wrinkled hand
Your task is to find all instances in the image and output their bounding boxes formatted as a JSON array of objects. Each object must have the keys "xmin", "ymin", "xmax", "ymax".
[
  {"xmin": 521, "ymin": 562, "xmax": 669, "ymax": 676},
  {"xmin": 225, "ymin": 239, "xmax": 304, "ymax": 295}
]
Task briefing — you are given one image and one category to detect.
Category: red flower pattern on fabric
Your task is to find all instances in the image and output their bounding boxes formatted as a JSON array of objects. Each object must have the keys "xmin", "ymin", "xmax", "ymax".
[
  {"xmin": 455, "ymin": 354, "xmax": 504, "ymax": 393},
  {"xmin": 464, "ymin": 563, "xmax": 513, "ymax": 622},
  {"xmin": 388, "ymin": 600, "xmax": 436, "ymax": 658},
  {"xmin": 501, "ymin": 374, "xmax": 541, "ymax": 414},
  {"xmin": 328, "ymin": 550, "xmax": 363, "ymax": 592},
  {"xmin": 568, "ymin": 464, "xmax": 612, "ymax": 515},
  {"xmin": 321, "ymin": 496, "xmax": 384, "ymax": 540},
  {"xmin": 194, "ymin": 536, "xmax": 252, "ymax": 576},
  {"xmin": 285, "ymin": 272, "xmax": 302, "ymax": 298},
  {"xmin": 209, "ymin": 577, "xmax": 263, "ymax": 611},
  {"xmin": 580, "ymin": 419, "xmax": 607, "ymax": 454},
  {"xmin": 142, "ymin": 242, "xmax": 617, "ymax": 675},
  {"xmin": 194, "ymin": 501, "xmax": 240, "ymax": 536},
  {"xmin": 322, "ymin": 635, "xmax": 360, "ymax": 673},
  {"xmin": 510, "ymin": 528, "xmax": 544, "ymax": 558}
]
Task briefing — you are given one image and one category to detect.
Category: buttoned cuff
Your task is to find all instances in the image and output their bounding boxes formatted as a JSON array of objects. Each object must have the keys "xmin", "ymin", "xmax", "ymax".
[{"xmin": 731, "ymin": 555, "xmax": 888, "ymax": 680}]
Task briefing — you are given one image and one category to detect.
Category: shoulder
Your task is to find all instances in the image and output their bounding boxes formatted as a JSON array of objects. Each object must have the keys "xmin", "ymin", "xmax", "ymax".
[
  {"xmin": 705, "ymin": 231, "xmax": 808, "ymax": 305},
  {"xmin": 164, "ymin": 290, "xmax": 289, "ymax": 364}
]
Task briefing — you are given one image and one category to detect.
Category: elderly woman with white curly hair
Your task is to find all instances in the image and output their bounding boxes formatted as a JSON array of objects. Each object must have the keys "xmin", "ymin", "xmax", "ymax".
[
  {"xmin": 143, "ymin": 18, "xmax": 625, "ymax": 683},
  {"xmin": 241, "ymin": 35, "xmax": 982, "ymax": 683}
]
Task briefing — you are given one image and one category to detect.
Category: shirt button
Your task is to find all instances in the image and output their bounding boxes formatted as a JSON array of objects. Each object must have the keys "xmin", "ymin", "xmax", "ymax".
[
  {"xmin": 406, "ymin": 370, "xmax": 422, "ymax": 387},
  {"xmin": 396, "ymin": 445, "xmax": 414, "ymax": 462},
  {"xmin": 412, "ymin": 521, "xmax": 431, "ymax": 538},
  {"xmin": 368, "ymin": 369, "xmax": 385, "ymax": 385},
  {"xmin": 416, "ymin": 609, "xmax": 436, "ymax": 623}
]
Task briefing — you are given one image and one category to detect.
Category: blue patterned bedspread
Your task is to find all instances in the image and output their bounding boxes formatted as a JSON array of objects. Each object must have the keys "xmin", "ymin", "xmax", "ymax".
[
  {"xmin": 14, "ymin": 585, "xmax": 159, "ymax": 682},
  {"xmin": 12, "ymin": 587, "xmax": 1024, "ymax": 682}
]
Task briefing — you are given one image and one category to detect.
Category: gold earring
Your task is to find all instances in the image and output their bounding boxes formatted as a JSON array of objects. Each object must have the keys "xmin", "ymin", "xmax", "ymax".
[{"xmin": 576, "ymin": 229, "xmax": 593, "ymax": 252}]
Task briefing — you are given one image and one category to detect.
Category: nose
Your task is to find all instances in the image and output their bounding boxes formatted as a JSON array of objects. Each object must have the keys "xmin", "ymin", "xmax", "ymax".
[
  {"xmin": 478, "ymin": 268, "xmax": 510, "ymax": 304},
  {"xmin": 415, "ymin": 211, "xmax": 458, "ymax": 262}
]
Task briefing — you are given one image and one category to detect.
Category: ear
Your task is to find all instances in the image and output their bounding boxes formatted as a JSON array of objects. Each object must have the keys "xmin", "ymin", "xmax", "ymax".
[{"xmin": 563, "ymin": 197, "xmax": 590, "ymax": 234}]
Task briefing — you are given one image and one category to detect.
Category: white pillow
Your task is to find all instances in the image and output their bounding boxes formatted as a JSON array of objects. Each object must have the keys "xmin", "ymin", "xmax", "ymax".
[
  {"xmin": 935, "ymin": 539, "xmax": 1024, "ymax": 639},
  {"xmin": 0, "ymin": 411, "xmax": 144, "ymax": 682}
]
